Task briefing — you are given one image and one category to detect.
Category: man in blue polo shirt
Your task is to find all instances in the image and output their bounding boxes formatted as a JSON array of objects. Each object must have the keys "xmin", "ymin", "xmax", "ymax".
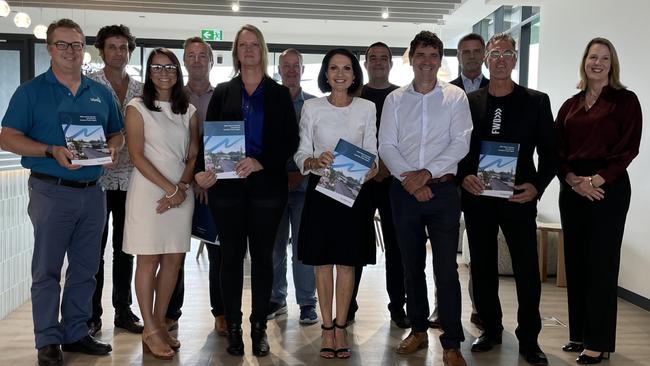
[{"xmin": 0, "ymin": 19, "xmax": 123, "ymax": 366}]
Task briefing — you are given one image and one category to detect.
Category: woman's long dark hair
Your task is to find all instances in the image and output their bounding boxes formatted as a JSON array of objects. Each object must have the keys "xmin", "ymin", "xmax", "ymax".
[{"xmin": 142, "ymin": 47, "xmax": 189, "ymax": 114}]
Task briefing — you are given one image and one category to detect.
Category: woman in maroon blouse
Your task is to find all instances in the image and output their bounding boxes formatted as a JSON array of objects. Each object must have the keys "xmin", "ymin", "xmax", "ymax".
[{"xmin": 555, "ymin": 37, "xmax": 642, "ymax": 364}]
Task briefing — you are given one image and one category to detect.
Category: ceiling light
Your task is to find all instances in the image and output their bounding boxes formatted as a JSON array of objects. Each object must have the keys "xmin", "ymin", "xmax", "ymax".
[
  {"xmin": 381, "ymin": 7, "xmax": 389, "ymax": 19},
  {"xmin": 14, "ymin": 11, "xmax": 31, "ymax": 28},
  {"xmin": 33, "ymin": 24, "xmax": 47, "ymax": 39},
  {"xmin": 231, "ymin": 1, "xmax": 240, "ymax": 12},
  {"xmin": 0, "ymin": 1, "xmax": 10, "ymax": 18}
]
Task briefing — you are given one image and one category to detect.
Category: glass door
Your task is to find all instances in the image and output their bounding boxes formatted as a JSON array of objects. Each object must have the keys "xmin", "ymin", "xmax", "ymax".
[{"xmin": 0, "ymin": 40, "xmax": 27, "ymax": 170}]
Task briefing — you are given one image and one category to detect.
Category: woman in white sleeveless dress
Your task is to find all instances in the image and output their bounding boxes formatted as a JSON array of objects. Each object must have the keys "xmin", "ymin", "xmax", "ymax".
[{"xmin": 123, "ymin": 48, "xmax": 199, "ymax": 360}]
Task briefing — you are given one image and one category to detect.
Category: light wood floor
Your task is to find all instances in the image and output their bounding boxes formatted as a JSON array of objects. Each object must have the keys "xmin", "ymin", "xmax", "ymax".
[{"xmin": 1, "ymin": 241, "xmax": 649, "ymax": 366}]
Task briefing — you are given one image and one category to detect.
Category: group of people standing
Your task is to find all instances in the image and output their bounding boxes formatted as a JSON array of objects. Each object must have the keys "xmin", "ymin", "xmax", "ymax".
[{"xmin": 0, "ymin": 16, "xmax": 641, "ymax": 366}]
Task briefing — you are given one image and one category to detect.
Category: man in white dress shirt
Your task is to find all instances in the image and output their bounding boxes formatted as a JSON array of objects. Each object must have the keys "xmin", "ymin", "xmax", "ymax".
[{"xmin": 378, "ymin": 31, "xmax": 472, "ymax": 366}]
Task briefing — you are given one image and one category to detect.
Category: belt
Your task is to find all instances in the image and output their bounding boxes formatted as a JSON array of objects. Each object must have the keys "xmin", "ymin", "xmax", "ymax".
[
  {"xmin": 31, "ymin": 172, "xmax": 98, "ymax": 188},
  {"xmin": 426, "ymin": 173, "xmax": 455, "ymax": 185}
]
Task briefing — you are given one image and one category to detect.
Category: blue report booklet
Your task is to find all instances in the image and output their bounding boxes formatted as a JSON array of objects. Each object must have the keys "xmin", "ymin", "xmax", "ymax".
[
  {"xmin": 61, "ymin": 113, "xmax": 112, "ymax": 166},
  {"xmin": 203, "ymin": 121, "xmax": 245, "ymax": 179},
  {"xmin": 316, "ymin": 139, "xmax": 376, "ymax": 207},
  {"xmin": 477, "ymin": 141, "xmax": 520, "ymax": 198}
]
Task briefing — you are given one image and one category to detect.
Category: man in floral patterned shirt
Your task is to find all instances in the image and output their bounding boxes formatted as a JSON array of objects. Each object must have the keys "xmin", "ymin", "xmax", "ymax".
[{"xmin": 87, "ymin": 24, "xmax": 144, "ymax": 336}]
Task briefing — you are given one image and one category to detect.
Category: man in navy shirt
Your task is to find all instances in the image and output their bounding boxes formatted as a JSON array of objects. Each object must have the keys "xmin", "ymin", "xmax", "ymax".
[{"xmin": 0, "ymin": 19, "xmax": 123, "ymax": 366}]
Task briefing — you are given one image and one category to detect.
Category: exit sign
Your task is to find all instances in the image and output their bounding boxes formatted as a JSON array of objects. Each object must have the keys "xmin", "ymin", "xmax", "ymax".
[{"xmin": 201, "ymin": 29, "xmax": 223, "ymax": 42}]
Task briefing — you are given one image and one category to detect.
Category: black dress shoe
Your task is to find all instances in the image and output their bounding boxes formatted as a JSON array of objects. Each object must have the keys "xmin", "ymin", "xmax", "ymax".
[
  {"xmin": 562, "ymin": 342, "xmax": 585, "ymax": 352},
  {"xmin": 391, "ymin": 312, "xmax": 411, "ymax": 329},
  {"xmin": 519, "ymin": 344, "xmax": 548, "ymax": 365},
  {"xmin": 87, "ymin": 319, "xmax": 102, "ymax": 337},
  {"xmin": 576, "ymin": 352, "xmax": 609, "ymax": 364},
  {"xmin": 37, "ymin": 344, "xmax": 63, "ymax": 366},
  {"xmin": 114, "ymin": 311, "xmax": 144, "ymax": 334},
  {"xmin": 251, "ymin": 322, "xmax": 270, "ymax": 357},
  {"xmin": 62, "ymin": 335, "xmax": 112, "ymax": 355},
  {"xmin": 471, "ymin": 332, "xmax": 502, "ymax": 352},
  {"xmin": 226, "ymin": 323, "xmax": 244, "ymax": 356}
]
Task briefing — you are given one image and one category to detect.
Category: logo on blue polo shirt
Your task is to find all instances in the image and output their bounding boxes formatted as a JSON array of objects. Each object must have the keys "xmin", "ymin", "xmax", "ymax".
[{"xmin": 90, "ymin": 97, "xmax": 102, "ymax": 103}]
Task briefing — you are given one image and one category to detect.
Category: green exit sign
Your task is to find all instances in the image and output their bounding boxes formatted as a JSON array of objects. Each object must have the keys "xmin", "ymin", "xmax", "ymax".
[{"xmin": 201, "ymin": 29, "xmax": 223, "ymax": 42}]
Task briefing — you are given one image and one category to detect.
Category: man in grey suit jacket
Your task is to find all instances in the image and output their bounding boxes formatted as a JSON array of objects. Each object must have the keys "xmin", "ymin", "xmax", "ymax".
[{"xmin": 450, "ymin": 33, "xmax": 490, "ymax": 93}]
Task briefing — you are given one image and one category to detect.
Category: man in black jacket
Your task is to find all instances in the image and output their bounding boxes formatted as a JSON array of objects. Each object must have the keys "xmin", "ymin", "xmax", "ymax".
[
  {"xmin": 450, "ymin": 33, "xmax": 489, "ymax": 93},
  {"xmin": 457, "ymin": 33, "xmax": 556, "ymax": 366}
]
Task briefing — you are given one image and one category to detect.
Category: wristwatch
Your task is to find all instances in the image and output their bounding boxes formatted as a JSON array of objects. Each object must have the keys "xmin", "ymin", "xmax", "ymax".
[
  {"xmin": 44, "ymin": 145, "xmax": 54, "ymax": 159},
  {"xmin": 179, "ymin": 181, "xmax": 191, "ymax": 190}
]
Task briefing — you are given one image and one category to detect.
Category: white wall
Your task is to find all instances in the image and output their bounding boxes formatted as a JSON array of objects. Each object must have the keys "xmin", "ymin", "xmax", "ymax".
[{"xmin": 537, "ymin": 0, "xmax": 650, "ymax": 299}]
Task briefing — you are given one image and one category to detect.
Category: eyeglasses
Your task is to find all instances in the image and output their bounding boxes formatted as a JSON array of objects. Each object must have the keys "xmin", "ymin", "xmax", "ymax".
[
  {"xmin": 487, "ymin": 49, "xmax": 517, "ymax": 59},
  {"xmin": 51, "ymin": 41, "xmax": 85, "ymax": 51},
  {"xmin": 150, "ymin": 64, "xmax": 178, "ymax": 73}
]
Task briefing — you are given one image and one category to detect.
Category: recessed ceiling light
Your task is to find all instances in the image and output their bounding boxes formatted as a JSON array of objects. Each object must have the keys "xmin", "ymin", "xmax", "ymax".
[
  {"xmin": 232, "ymin": 1, "xmax": 240, "ymax": 12},
  {"xmin": 381, "ymin": 7, "xmax": 389, "ymax": 19}
]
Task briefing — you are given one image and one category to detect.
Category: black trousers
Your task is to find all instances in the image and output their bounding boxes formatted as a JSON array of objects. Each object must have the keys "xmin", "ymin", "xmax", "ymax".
[
  {"xmin": 463, "ymin": 195, "xmax": 541, "ymax": 346},
  {"xmin": 390, "ymin": 180, "xmax": 464, "ymax": 349},
  {"xmin": 210, "ymin": 193, "xmax": 286, "ymax": 325},
  {"xmin": 559, "ymin": 173, "xmax": 630, "ymax": 352},
  {"xmin": 350, "ymin": 177, "xmax": 406, "ymax": 318},
  {"xmin": 91, "ymin": 190, "xmax": 134, "ymax": 320},
  {"xmin": 167, "ymin": 245, "xmax": 225, "ymax": 319}
]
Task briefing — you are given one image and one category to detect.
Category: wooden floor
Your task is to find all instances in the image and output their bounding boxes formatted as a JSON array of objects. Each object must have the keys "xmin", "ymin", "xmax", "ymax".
[{"xmin": 1, "ymin": 241, "xmax": 649, "ymax": 366}]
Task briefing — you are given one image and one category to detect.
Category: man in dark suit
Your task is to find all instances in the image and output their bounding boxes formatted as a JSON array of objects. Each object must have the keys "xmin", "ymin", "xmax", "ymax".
[
  {"xmin": 450, "ymin": 33, "xmax": 489, "ymax": 93},
  {"xmin": 457, "ymin": 33, "xmax": 556, "ymax": 366}
]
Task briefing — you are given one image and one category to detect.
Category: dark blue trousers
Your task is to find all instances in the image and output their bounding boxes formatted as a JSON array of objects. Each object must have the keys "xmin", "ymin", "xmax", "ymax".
[
  {"xmin": 390, "ymin": 179, "xmax": 464, "ymax": 349},
  {"xmin": 28, "ymin": 176, "xmax": 105, "ymax": 348}
]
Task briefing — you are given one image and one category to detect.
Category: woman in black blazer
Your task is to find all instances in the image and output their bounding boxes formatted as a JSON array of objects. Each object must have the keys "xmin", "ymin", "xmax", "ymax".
[{"xmin": 194, "ymin": 24, "xmax": 298, "ymax": 357}]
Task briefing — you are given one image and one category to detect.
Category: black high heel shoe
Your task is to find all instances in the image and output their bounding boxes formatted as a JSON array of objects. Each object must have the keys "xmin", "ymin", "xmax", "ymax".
[
  {"xmin": 334, "ymin": 321, "xmax": 351, "ymax": 359},
  {"xmin": 576, "ymin": 351, "xmax": 610, "ymax": 364},
  {"xmin": 562, "ymin": 342, "xmax": 584, "ymax": 352},
  {"xmin": 319, "ymin": 324, "xmax": 336, "ymax": 359}
]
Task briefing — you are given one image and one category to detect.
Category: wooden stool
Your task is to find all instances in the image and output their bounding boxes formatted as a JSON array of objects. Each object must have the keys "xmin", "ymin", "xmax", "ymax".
[{"xmin": 537, "ymin": 222, "xmax": 566, "ymax": 287}]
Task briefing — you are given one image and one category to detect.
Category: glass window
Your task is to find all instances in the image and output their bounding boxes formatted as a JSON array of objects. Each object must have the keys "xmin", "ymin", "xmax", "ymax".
[
  {"xmin": 528, "ymin": 18, "xmax": 540, "ymax": 89},
  {"xmin": 270, "ymin": 52, "xmax": 327, "ymax": 97},
  {"xmin": 209, "ymin": 50, "xmax": 234, "ymax": 86},
  {"xmin": 34, "ymin": 43, "xmax": 49, "ymax": 76},
  {"xmin": 359, "ymin": 52, "xmax": 458, "ymax": 87},
  {"xmin": 0, "ymin": 49, "xmax": 20, "ymax": 119},
  {"xmin": 34, "ymin": 43, "xmax": 143, "ymax": 81}
]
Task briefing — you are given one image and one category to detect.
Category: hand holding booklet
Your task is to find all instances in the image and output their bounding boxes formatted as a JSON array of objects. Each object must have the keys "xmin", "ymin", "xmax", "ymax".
[
  {"xmin": 315, "ymin": 139, "xmax": 376, "ymax": 207},
  {"xmin": 203, "ymin": 121, "xmax": 246, "ymax": 179},
  {"xmin": 61, "ymin": 112, "xmax": 112, "ymax": 166},
  {"xmin": 477, "ymin": 141, "xmax": 520, "ymax": 198}
]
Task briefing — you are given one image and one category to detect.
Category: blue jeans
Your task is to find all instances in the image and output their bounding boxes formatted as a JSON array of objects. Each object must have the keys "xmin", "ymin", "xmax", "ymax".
[
  {"xmin": 28, "ymin": 176, "xmax": 106, "ymax": 348},
  {"xmin": 270, "ymin": 190, "xmax": 317, "ymax": 306}
]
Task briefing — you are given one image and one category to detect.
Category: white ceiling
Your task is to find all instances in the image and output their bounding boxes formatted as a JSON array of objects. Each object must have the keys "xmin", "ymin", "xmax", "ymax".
[
  {"xmin": 10, "ymin": 0, "xmax": 462, "ymax": 24},
  {"xmin": 0, "ymin": 0, "xmax": 499, "ymax": 48}
]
